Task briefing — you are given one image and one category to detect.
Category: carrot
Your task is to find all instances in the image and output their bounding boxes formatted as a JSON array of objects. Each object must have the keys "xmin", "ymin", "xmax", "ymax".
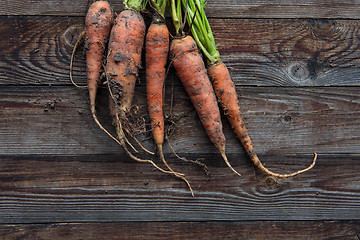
[
  {"xmin": 146, "ymin": 3, "xmax": 173, "ymax": 168},
  {"xmin": 208, "ymin": 61, "xmax": 317, "ymax": 178},
  {"xmin": 106, "ymin": 9, "xmax": 145, "ymax": 115},
  {"xmin": 69, "ymin": 1, "xmax": 112, "ymax": 112},
  {"xmin": 183, "ymin": 0, "xmax": 317, "ymax": 178},
  {"xmin": 169, "ymin": 0, "xmax": 241, "ymax": 176},
  {"xmin": 146, "ymin": 0, "xmax": 194, "ymax": 195},
  {"xmin": 106, "ymin": 0, "xmax": 151, "ymax": 150},
  {"xmin": 146, "ymin": 19, "xmax": 168, "ymax": 152},
  {"xmin": 146, "ymin": 3, "xmax": 168, "ymax": 154},
  {"xmin": 85, "ymin": 1, "xmax": 112, "ymax": 118}
]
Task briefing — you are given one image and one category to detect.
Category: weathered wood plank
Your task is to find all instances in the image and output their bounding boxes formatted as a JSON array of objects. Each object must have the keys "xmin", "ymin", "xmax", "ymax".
[
  {"xmin": 1, "ymin": 16, "xmax": 359, "ymax": 86},
  {"xmin": 1, "ymin": 85, "xmax": 360, "ymax": 155},
  {"xmin": 212, "ymin": 18, "xmax": 360, "ymax": 86},
  {"xmin": 1, "ymin": 0, "xmax": 360, "ymax": 19},
  {"xmin": 0, "ymin": 0, "xmax": 123, "ymax": 17},
  {"xmin": 1, "ymin": 221, "xmax": 359, "ymax": 239},
  {"xmin": 0, "ymin": 153, "xmax": 359, "ymax": 223}
]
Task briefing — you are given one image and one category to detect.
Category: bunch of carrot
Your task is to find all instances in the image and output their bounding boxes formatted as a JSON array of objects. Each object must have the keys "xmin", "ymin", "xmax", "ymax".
[
  {"xmin": 71, "ymin": 0, "xmax": 317, "ymax": 196},
  {"xmin": 181, "ymin": 0, "xmax": 317, "ymax": 178},
  {"xmin": 71, "ymin": 0, "xmax": 194, "ymax": 195}
]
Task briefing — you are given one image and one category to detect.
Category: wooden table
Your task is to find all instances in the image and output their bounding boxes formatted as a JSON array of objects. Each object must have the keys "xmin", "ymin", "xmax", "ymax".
[{"xmin": 1, "ymin": 1, "xmax": 360, "ymax": 239}]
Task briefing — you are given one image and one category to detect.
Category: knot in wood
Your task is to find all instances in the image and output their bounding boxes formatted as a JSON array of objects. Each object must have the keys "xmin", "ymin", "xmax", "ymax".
[
  {"xmin": 265, "ymin": 176, "xmax": 277, "ymax": 188},
  {"xmin": 287, "ymin": 62, "xmax": 310, "ymax": 82},
  {"xmin": 62, "ymin": 25, "xmax": 84, "ymax": 47}
]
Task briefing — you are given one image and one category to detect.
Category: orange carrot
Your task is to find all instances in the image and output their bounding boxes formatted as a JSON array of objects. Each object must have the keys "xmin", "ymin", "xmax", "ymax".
[
  {"xmin": 170, "ymin": 35, "xmax": 241, "ymax": 177},
  {"xmin": 85, "ymin": 1, "xmax": 112, "ymax": 118},
  {"xmin": 146, "ymin": 18, "xmax": 170, "ymax": 161},
  {"xmin": 146, "ymin": 3, "xmax": 194, "ymax": 194},
  {"xmin": 106, "ymin": 9, "xmax": 145, "ymax": 115},
  {"xmin": 105, "ymin": 5, "xmax": 152, "ymax": 152},
  {"xmin": 146, "ymin": 11, "xmax": 168, "ymax": 151}
]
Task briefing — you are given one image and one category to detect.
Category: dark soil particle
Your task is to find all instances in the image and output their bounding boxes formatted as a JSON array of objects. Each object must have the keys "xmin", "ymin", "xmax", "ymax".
[
  {"xmin": 91, "ymin": 16, "xmax": 99, "ymax": 24},
  {"xmin": 49, "ymin": 102, "xmax": 55, "ymax": 109},
  {"xmin": 113, "ymin": 52, "xmax": 128, "ymax": 63},
  {"xmin": 109, "ymin": 78, "xmax": 123, "ymax": 106}
]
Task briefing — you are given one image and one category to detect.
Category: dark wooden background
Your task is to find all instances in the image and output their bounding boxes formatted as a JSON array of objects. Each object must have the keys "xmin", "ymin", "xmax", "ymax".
[{"xmin": 1, "ymin": 0, "xmax": 360, "ymax": 239}]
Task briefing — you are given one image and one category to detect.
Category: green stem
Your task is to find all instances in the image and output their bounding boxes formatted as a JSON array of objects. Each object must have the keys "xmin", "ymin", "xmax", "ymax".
[
  {"xmin": 181, "ymin": 0, "xmax": 220, "ymax": 64},
  {"xmin": 170, "ymin": 0, "xmax": 182, "ymax": 34},
  {"xmin": 150, "ymin": 0, "xmax": 167, "ymax": 17},
  {"xmin": 191, "ymin": 25, "xmax": 215, "ymax": 62},
  {"xmin": 124, "ymin": 0, "xmax": 148, "ymax": 11}
]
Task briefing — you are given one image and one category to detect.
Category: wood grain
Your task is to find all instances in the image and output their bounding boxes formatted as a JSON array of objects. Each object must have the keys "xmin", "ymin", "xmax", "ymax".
[
  {"xmin": 1, "ymin": 0, "xmax": 360, "ymax": 19},
  {"xmin": 0, "ymin": 153, "xmax": 359, "ymax": 223},
  {"xmin": 1, "ymin": 1, "xmax": 360, "ymax": 236},
  {"xmin": 1, "ymin": 86, "xmax": 360, "ymax": 155},
  {"xmin": 212, "ymin": 18, "xmax": 360, "ymax": 86},
  {"xmin": 1, "ymin": 221, "xmax": 359, "ymax": 240},
  {"xmin": 1, "ymin": 17, "xmax": 359, "ymax": 86}
]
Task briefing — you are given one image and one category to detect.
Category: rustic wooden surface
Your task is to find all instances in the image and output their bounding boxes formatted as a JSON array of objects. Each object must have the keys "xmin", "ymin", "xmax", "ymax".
[
  {"xmin": 1, "ymin": 221, "xmax": 360, "ymax": 240},
  {"xmin": 1, "ymin": 0, "xmax": 360, "ymax": 239}
]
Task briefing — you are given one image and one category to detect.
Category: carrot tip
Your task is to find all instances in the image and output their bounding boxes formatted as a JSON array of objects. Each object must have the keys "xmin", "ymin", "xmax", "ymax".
[
  {"xmin": 260, "ymin": 152, "xmax": 317, "ymax": 179},
  {"xmin": 157, "ymin": 145, "xmax": 194, "ymax": 196},
  {"xmin": 157, "ymin": 144, "xmax": 185, "ymax": 177},
  {"xmin": 220, "ymin": 150, "xmax": 241, "ymax": 177}
]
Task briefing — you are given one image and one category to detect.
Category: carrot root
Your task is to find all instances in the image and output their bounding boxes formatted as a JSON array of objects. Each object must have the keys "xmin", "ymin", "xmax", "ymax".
[
  {"xmin": 94, "ymin": 107, "xmax": 179, "ymax": 176},
  {"xmin": 157, "ymin": 144, "xmax": 185, "ymax": 177},
  {"xmin": 219, "ymin": 149, "xmax": 241, "ymax": 177},
  {"xmin": 166, "ymin": 137, "xmax": 211, "ymax": 179},
  {"xmin": 253, "ymin": 153, "xmax": 318, "ymax": 178},
  {"xmin": 70, "ymin": 30, "xmax": 87, "ymax": 88},
  {"xmin": 124, "ymin": 128, "xmax": 155, "ymax": 155},
  {"xmin": 158, "ymin": 144, "xmax": 194, "ymax": 196}
]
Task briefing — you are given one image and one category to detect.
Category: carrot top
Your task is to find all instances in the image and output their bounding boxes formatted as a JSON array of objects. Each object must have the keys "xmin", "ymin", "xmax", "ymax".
[
  {"xmin": 181, "ymin": 0, "xmax": 220, "ymax": 64},
  {"xmin": 150, "ymin": 0, "xmax": 167, "ymax": 17},
  {"xmin": 124, "ymin": 0, "xmax": 148, "ymax": 11},
  {"xmin": 170, "ymin": 0, "xmax": 185, "ymax": 35}
]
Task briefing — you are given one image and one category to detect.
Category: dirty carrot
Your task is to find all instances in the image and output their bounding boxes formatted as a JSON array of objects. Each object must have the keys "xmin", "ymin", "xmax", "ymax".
[
  {"xmin": 146, "ymin": 1, "xmax": 184, "ymax": 175},
  {"xmin": 147, "ymin": 0, "xmax": 168, "ymax": 151},
  {"xmin": 146, "ymin": 0, "xmax": 195, "ymax": 194},
  {"xmin": 106, "ymin": 0, "xmax": 153, "ymax": 151},
  {"xmin": 70, "ymin": 1, "xmax": 119, "ymax": 146},
  {"xmin": 106, "ymin": 0, "xmax": 154, "ymax": 153},
  {"xmin": 169, "ymin": 0, "xmax": 241, "ymax": 176},
  {"xmin": 70, "ymin": 1, "xmax": 112, "ymax": 103},
  {"xmin": 106, "ymin": 8, "xmax": 145, "ymax": 115},
  {"xmin": 183, "ymin": 0, "xmax": 317, "ymax": 178},
  {"xmin": 85, "ymin": 1, "xmax": 112, "ymax": 119}
]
